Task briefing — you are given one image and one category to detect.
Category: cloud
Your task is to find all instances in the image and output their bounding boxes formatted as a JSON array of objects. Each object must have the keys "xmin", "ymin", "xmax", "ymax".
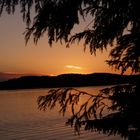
[{"xmin": 65, "ymin": 65, "xmax": 82, "ymax": 69}]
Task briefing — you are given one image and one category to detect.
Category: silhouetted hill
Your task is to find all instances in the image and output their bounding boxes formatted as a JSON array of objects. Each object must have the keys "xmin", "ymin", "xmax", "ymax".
[
  {"xmin": 0, "ymin": 73, "xmax": 139, "ymax": 90},
  {"xmin": 0, "ymin": 72, "xmax": 28, "ymax": 82}
]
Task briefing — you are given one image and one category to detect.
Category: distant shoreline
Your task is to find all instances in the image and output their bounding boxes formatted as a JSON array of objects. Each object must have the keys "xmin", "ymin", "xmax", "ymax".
[{"xmin": 0, "ymin": 73, "xmax": 139, "ymax": 90}]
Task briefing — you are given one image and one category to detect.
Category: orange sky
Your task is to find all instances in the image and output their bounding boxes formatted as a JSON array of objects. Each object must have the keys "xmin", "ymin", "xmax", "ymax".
[{"xmin": 0, "ymin": 10, "xmax": 122, "ymax": 76}]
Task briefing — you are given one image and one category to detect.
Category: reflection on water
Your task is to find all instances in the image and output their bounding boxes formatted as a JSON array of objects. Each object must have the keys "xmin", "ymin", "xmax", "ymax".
[{"xmin": 0, "ymin": 87, "xmax": 124, "ymax": 140}]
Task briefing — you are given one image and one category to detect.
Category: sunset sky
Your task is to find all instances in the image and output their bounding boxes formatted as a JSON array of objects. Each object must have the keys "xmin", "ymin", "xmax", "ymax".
[{"xmin": 0, "ymin": 10, "xmax": 121, "ymax": 76}]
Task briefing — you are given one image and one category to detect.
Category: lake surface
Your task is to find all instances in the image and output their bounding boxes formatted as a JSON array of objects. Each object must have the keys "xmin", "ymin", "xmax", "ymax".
[{"xmin": 0, "ymin": 86, "xmax": 125, "ymax": 140}]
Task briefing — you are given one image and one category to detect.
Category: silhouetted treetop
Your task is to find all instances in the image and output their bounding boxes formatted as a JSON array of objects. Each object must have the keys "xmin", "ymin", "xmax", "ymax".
[{"xmin": 0, "ymin": 0, "xmax": 140, "ymax": 73}]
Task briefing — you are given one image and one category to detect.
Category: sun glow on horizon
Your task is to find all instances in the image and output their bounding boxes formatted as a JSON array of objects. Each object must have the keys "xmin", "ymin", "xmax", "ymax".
[
  {"xmin": 65, "ymin": 65, "xmax": 82, "ymax": 69},
  {"xmin": 0, "ymin": 12, "xmax": 127, "ymax": 77},
  {"xmin": 63, "ymin": 65, "xmax": 84, "ymax": 74}
]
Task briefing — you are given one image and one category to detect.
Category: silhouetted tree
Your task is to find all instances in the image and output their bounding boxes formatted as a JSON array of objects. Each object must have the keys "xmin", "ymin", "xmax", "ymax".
[
  {"xmin": 0, "ymin": 0, "xmax": 140, "ymax": 139},
  {"xmin": 38, "ymin": 85, "xmax": 140, "ymax": 139},
  {"xmin": 0, "ymin": 0, "xmax": 139, "ymax": 73}
]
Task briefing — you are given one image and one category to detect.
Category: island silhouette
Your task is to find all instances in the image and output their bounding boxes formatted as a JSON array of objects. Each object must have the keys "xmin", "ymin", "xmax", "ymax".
[{"xmin": 0, "ymin": 73, "xmax": 139, "ymax": 90}]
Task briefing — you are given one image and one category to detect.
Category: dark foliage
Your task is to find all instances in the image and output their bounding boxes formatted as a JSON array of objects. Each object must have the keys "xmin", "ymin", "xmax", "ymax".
[
  {"xmin": 0, "ymin": 1, "xmax": 140, "ymax": 139},
  {"xmin": 0, "ymin": 0, "xmax": 140, "ymax": 73},
  {"xmin": 38, "ymin": 83, "xmax": 140, "ymax": 139}
]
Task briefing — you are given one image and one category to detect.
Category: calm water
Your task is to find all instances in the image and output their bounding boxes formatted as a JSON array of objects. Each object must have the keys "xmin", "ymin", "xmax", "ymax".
[{"xmin": 0, "ymin": 86, "xmax": 124, "ymax": 140}]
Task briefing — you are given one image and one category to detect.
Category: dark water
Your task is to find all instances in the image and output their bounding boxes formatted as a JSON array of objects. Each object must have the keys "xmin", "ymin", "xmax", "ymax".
[{"xmin": 0, "ymin": 87, "xmax": 124, "ymax": 140}]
